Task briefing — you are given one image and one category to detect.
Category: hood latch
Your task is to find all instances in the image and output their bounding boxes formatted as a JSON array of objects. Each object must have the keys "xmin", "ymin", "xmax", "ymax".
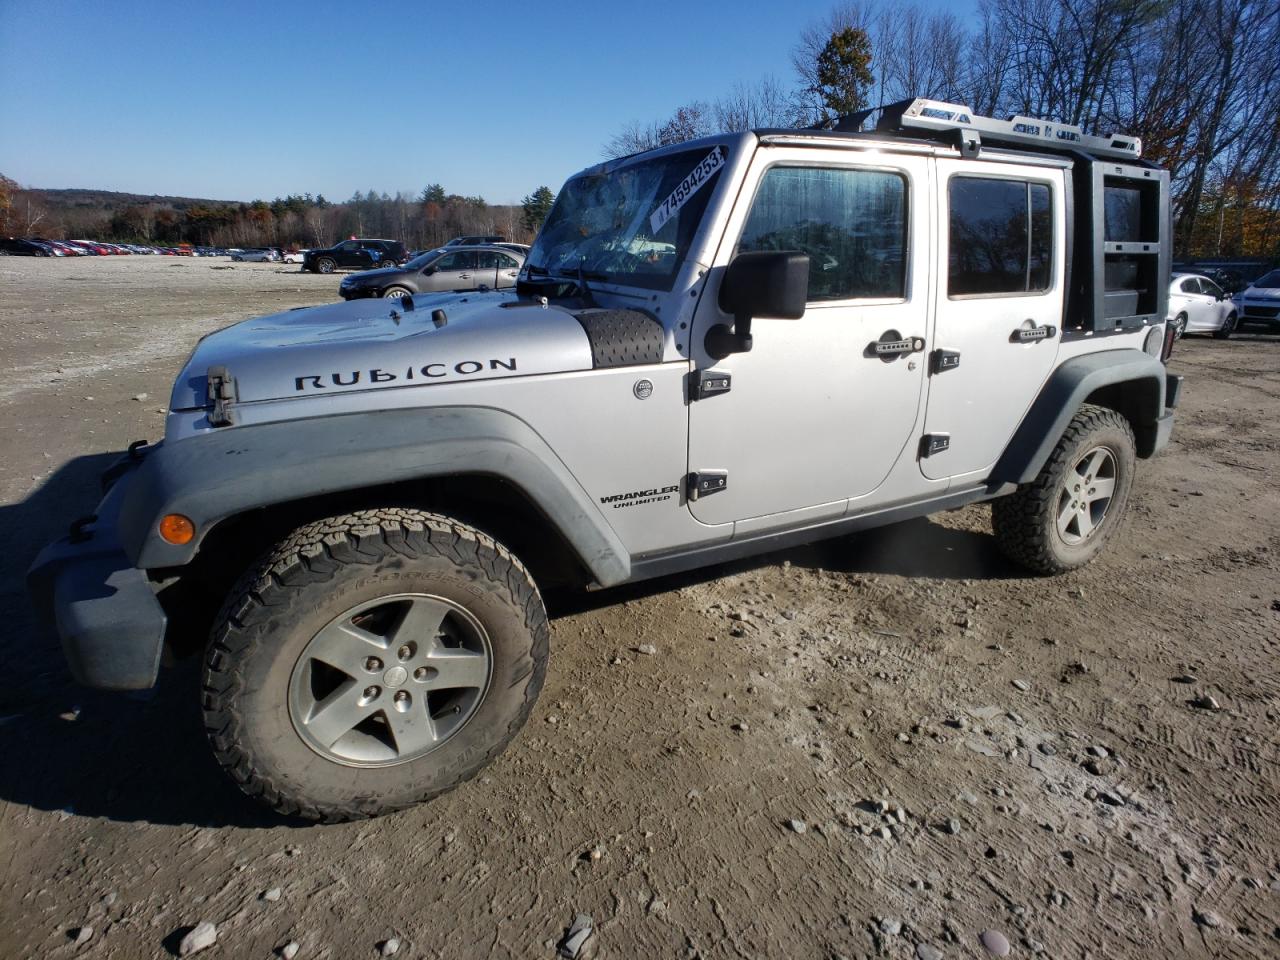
[{"xmin": 206, "ymin": 366, "xmax": 238, "ymax": 427}]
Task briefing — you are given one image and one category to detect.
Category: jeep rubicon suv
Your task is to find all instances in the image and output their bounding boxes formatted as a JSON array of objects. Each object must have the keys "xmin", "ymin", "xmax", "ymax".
[{"xmin": 29, "ymin": 99, "xmax": 1181, "ymax": 821}]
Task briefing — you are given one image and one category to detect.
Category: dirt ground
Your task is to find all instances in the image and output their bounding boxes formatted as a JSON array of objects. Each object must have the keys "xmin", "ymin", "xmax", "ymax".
[{"xmin": 1, "ymin": 256, "xmax": 1277, "ymax": 960}]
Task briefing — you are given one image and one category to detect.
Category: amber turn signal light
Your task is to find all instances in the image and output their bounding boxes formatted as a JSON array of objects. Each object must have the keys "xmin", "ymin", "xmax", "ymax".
[{"xmin": 159, "ymin": 513, "xmax": 195, "ymax": 545}]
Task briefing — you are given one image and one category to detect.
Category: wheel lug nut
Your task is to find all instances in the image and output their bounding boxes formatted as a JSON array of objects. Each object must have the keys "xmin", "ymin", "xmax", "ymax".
[
  {"xmin": 365, "ymin": 657, "xmax": 382, "ymax": 671},
  {"xmin": 394, "ymin": 690, "xmax": 409, "ymax": 702},
  {"xmin": 364, "ymin": 685, "xmax": 379, "ymax": 699},
  {"xmin": 397, "ymin": 645, "xmax": 411, "ymax": 661},
  {"xmin": 414, "ymin": 667, "xmax": 429, "ymax": 681}
]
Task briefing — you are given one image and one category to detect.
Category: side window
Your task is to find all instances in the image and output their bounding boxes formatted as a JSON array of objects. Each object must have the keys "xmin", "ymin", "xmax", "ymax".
[
  {"xmin": 1179, "ymin": 278, "xmax": 1201, "ymax": 294},
  {"xmin": 499, "ymin": 254, "xmax": 520, "ymax": 269},
  {"xmin": 435, "ymin": 251, "xmax": 476, "ymax": 271},
  {"xmin": 738, "ymin": 166, "xmax": 908, "ymax": 302},
  {"xmin": 1201, "ymin": 278, "xmax": 1222, "ymax": 298},
  {"xmin": 948, "ymin": 177, "xmax": 1054, "ymax": 297},
  {"xmin": 476, "ymin": 251, "xmax": 500, "ymax": 269},
  {"xmin": 338, "ymin": 240, "xmax": 359, "ymax": 252}
]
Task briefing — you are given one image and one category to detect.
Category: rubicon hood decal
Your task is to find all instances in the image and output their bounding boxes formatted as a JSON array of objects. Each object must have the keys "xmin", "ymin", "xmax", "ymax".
[{"xmin": 169, "ymin": 292, "xmax": 595, "ymax": 409}]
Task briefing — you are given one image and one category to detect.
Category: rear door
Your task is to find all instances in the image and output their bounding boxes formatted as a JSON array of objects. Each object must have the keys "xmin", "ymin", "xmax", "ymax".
[
  {"xmin": 921, "ymin": 162, "xmax": 1066, "ymax": 481},
  {"xmin": 496, "ymin": 252, "xmax": 522, "ymax": 288}
]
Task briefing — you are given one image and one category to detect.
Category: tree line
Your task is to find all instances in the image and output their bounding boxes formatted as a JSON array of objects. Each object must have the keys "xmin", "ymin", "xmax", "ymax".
[
  {"xmin": 0, "ymin": 175, "xmax": 558, "ymax": 251},
  {"xmin": 606, "ymin": 0, "xmax": 1280, "ymax": 260}
]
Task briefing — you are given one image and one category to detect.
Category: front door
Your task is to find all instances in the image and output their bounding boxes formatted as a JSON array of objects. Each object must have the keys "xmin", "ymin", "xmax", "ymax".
[
  {"xmin": 424, "ymin": 250, "xmax": 477, "ymax": 291},
  {"xmin": 687, "ymin": 150, "xmax": 932, "ymax": 527},
  {"xmin": 920, "ymin": 161, "xmax": 1066, "ymax": 481},
  {"xmin": 334, "ymin": 240, "xmax": 362, "ymax": 268}
]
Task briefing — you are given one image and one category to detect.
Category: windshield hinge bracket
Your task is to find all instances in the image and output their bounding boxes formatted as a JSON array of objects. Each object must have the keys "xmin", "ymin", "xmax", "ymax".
[{"xmin": 206, "ymin": 366, "xmax": 239, "ymax": 427}]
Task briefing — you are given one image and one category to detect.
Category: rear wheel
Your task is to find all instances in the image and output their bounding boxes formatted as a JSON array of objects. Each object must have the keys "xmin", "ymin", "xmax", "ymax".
[
  {"xmin": 202, "ymin": 509, "xmax": 548, "ymax": 821},
  {"xmin": 316, "ymin": 257, "xmax": 336, "ymax": 274},
  {"xmin": 992, "ymin": 404, "xmax": 1136, "ymax": 574},
  {"xmin": 1213, "ymin": 312, "xmax": 1237, "ymax": 339}
]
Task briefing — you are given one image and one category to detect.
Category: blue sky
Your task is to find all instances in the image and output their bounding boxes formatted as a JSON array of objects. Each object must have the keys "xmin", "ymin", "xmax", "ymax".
[{"xmin": 0, "ymin": 0, "xmax": 978, "ymax": 204}]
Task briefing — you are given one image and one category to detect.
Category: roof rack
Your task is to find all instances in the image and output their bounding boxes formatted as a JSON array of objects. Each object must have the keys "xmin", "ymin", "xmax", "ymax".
[{"xmin": 833, "ymin": 98, "xmax": 1142, "ymax": 161}]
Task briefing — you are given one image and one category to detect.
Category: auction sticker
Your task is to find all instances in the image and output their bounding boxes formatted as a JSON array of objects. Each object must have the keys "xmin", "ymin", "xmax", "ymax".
[{"xmin": 649, "ymin": 147, "xmax": 725, "ymax": 234}]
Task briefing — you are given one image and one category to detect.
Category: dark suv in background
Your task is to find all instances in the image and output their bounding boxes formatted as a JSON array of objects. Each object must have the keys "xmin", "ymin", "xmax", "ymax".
[{"xmin": 302, "ymin": 238, "xmax": 407, "ymax": 274}]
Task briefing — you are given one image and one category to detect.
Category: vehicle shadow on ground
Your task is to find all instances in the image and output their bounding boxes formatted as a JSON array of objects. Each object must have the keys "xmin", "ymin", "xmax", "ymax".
[
  {"xmin": 0, "ymin": 454, "xmax": 296, "ymax": 830},
  {"xmin": 549, "ymin": 514, "xmax": 1031, "ymax": 619}
]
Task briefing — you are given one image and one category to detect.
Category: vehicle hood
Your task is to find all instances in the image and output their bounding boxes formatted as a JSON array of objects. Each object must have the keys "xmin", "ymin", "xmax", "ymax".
[
  {"xmin": 342, "ymin": 266, "xmax": 404, "ymax": 283},
  {"xmin": 1238, "ymin": 285, "xmax": 1280, "ymax": 299},
  {"xmin": 169, "ymin": 290, "xmax": 595, "ymax": 410}
]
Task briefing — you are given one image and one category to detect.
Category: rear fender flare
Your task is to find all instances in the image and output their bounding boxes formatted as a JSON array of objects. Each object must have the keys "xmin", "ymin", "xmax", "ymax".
[{"xmin": 992, "ymin": 349, "xmax": 1168, "ymax": 486}]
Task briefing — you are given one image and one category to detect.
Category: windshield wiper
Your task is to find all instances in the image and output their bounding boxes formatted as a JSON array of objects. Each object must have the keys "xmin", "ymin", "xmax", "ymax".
[{"xmin": 553, "ymin": 266, "xmax": 608, "ymax": 306}]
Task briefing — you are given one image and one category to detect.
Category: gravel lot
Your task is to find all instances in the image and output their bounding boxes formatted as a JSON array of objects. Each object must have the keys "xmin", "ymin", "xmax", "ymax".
[{"xmin": 1, "ymin": 256, "xmax": 1278, "ymax": 959}]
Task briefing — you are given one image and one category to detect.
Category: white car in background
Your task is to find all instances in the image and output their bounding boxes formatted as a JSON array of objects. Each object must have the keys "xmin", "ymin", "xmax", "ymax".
[
  {"xmin": 282, "ymin": 249, "xmax": 307, "ymax": 264},
  {"xmin": 1233, "ymin": 268, "xmax": 1280, "ymax": 332},
  {"xmin": 1167, "ymin": 272, "xmax": 1238, "ymax": 339}
]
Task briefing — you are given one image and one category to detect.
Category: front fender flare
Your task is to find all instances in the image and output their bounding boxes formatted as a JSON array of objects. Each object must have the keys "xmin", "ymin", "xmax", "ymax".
[
  {"xmin": 118, "ymin": 407, "xmax": 631, "ymax": 585},
  {"xmin": 991, "ymin": 349, "xmax": 1169, "ymax": 486}
]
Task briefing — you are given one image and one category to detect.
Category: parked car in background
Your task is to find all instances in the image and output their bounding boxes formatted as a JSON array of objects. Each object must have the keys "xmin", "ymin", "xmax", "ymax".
[
  {"xmin": 1233, "ymin": 269, "xmax": 1280, "ymax": 332},
  {"xmin": 231, "ymin": 248, "xmax": 280, "ymax": 262},
  {"xmin": 73, "ymin": 240, "xmax": 112, "ymax": 255},
  {"xmin": 1, "ymin": 238, "xmax": 56, "ymax": 256},
  {"xmin": 444, "ymin": 234, "xmax": 505, "ymax": 246},
  {"xmin": 338, "ymin": 244, "xmax": 524, "ymax": 299},
  {"xmin": 303, "ymin": 238, "xmax": 407, "ymax": 273},
  {"xmin": 1168, "ymin": 273, "xmax": 1238, "ymax": 339},
  {"xmin": 495, "ymin": 242, "xmax": 531, "ymax": 255},
  {"xmin": 281, "ymin": 249, "xmax": 307, "ymax": 263}
]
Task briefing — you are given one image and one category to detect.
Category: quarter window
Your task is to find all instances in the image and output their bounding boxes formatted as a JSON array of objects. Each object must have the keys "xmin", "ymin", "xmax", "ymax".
[
  {"xmin": 738, "ymin": 166, "xmax": 908, "ymax": 302},
  {"xmin": 948, "ymin": 177, "xmax": 1053, "ymax": 296}
]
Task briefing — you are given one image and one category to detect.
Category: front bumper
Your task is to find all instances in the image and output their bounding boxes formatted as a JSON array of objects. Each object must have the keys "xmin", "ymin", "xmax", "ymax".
[{"xmin": 27, "ymin": 458, "xmax": 167, "ymax": 690}]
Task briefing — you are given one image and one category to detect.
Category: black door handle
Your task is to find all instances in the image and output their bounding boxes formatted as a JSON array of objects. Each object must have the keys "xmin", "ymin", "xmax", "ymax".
[
  {"xmin": 867, "ymin": 331, "xmax": 925, "ymax": 360},
  {"xmin": 1012, "ymin": 323, "xmax": 1057, "ymax": 343}
]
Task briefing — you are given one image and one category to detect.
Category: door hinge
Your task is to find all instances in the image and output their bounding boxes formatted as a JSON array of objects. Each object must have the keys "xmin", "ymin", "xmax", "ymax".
[
  {"xmin": 690, "ymin": 368, "xmax": 732, "ymax": 401},
  {"xmin": 206, "ymin": 365, "xmax": 239, "ymax": 427},
  {"xmin": 920, "ymin": 433, "xmax": 950, "ymax": 457},
  {"xmin": 688, "ymin": 470, "xmax": 728, "ymax": 500},
  {"xmin": 931, "ymin": 349, "xmax": 961, "ymax": 374}
]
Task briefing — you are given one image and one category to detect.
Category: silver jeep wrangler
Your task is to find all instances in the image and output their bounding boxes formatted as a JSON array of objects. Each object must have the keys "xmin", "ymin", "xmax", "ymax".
[{"xmin": 29, "ymin": 99, "xmax": 1181, "ymax": 820}]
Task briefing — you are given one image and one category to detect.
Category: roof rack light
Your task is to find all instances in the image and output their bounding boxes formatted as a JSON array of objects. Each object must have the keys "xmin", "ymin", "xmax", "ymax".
[{"xmin": 862, "ymin": 98, "xmax": 1142, "ymax": 161}]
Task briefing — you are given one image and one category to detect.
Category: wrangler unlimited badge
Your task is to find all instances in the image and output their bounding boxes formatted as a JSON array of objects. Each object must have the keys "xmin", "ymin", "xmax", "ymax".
[{"xmin": 294, "ymin": 357, "xmax": 518, "ymax": 391}]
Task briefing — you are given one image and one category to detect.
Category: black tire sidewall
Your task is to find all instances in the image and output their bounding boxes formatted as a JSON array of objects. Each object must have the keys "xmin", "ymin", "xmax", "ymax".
[
  {"xmin": 216, "ymin": 544, "xmax": 543, "ymax": 816},
  {"xmin": 1041, "ymin": 420, "xmax": 1135, "ymax": 569}
]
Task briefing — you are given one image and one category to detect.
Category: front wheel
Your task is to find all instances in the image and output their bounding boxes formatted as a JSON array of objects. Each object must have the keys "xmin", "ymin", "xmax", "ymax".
[
  {"xmin": 382, "ymin": 285, "xmax": 411, "ymax": 299},
  {"xmin": 1171, "ymin": 313, "xmax": 1187, "ymax": 340},
  {"xmin": 202, "ymin": 509, "xmax": 549, "ymax": 821},
  {"xmin": 1213, "ymin": 312, "xmax": 1237, "ymax": 339},
  {"xmin": 992, "ymin": 404, "xmax": 1136, "ymax": 574}
]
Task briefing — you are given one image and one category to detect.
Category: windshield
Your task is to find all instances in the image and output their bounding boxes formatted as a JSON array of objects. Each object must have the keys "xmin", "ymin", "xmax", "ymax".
[
  {"xmin": 1251, "ymin": 269, "xmax": 1280, "ymax": 288},
  {"xmin": 526, "ymin": 145, "xmax": 728, "ymax": 291}
]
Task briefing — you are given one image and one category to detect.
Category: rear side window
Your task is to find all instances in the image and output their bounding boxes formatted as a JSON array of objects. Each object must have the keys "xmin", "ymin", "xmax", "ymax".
[
  {"xmin": 1179, "ymin": 277, "xmax": 1201, "ymax": 294},
  {"xmin": 948, "ymin": 177, "xmax": 1053, "ymax": 296},
  {"xmin": 738, "ymin": 166, "xmax": 908, "ymax": 302}
]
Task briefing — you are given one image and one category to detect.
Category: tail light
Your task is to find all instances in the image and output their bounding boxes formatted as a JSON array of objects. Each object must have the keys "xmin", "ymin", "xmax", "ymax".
[{"xmin": 1161, "ymin": 321, "xmax": 1177, "ymax": 362}]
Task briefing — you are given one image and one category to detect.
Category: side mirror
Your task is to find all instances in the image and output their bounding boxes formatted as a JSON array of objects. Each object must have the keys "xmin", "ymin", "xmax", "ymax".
[
  {"xmin": 422, "ymin": 266, "xmax": 436, "ymax": 275},
  {"xmin": 707, "ymin": 251, "xmax": 809, "ymax": 359}
]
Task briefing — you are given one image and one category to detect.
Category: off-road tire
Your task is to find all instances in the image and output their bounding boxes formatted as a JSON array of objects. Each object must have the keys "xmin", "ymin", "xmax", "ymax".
[
  {"xmin": 992, "ymin": 404, "xmax": 1136, "ymax": 575},
  {"xmin": 316, "ymin": 257, "xmax": 336, "ymax": 274},
  {"xmin": 202, "ymin": 508, "xmax": 548, "ymax": 822},
  {"xmin": 1213, "ymin": 312, "xmax": 1237, "ymax": 339}
]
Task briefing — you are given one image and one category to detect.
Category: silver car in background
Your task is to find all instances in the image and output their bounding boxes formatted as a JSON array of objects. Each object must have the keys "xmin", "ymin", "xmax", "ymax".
[{"xmin": 339, "ymin": 244, "xmax": 524, "ymax": 300}]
